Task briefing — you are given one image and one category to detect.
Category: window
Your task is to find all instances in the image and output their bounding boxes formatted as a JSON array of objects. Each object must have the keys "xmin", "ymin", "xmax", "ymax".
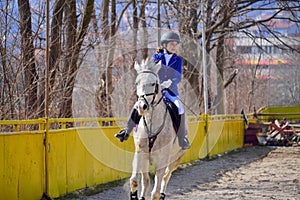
[{"xmin": 236, "ymin": 46, "xmax": 252, "ymax": 54}]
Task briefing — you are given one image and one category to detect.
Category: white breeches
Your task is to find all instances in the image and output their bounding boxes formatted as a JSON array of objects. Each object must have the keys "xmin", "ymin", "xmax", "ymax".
[{"xmin": 164, "ymin": 92, "xmax": 184, "ymax": 115}]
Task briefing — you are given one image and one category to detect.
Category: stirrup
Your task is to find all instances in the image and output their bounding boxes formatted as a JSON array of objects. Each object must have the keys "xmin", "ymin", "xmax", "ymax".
[{"xmin": 180, "ymin": 137, "xmax": 190, "ymax": 150}]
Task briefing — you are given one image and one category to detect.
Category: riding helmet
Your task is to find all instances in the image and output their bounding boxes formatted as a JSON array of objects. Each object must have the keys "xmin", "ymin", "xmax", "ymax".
[{"xmin": 160, "ymin": 31, "xmax": 180, "ymax": 45}]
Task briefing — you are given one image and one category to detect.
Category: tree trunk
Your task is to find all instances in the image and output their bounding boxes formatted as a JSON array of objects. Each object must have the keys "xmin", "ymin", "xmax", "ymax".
[
  {"xmin": 140, "ymin": 0, "xmax": 148, "ymax": 60},
  {"xmin": 18, "ymin": 0, "xmax": 38, "ymax": 119},
  {"xmin": 105, "ymin": 0, "xmax": 116, "ymax": 117},
  {"xmin": 36, "ymin": 0, "xmax": 64, "ymax": 118},
  {"xmin": 215, "ymin": 37, "xmax": 225, "ymax": 114},
  {"xmin": 60, "ymin": 0, "xmax": 94, "ymax": 118},
  {"xmin": 186, "ymin": 0, "xmax": 201, "ymax": 108},
  {"xmin": 49, "ymin": 0, "xmax": 64, "ymax": 91},
  {"xmin": 59, "ymin": 0, "xmax": 77, "ymax": 118},
  {"xmin": 132, "ymin": 0, "xmax": 138, "ymax": 65},
  {"xmin": 96, "ymin": 0, "xmax": 117, "ymax": 118},
  {"xmin": 0, "ymin": 33, "xmax": 14, "ymax": 119},
  {"xmin": 96, "ymin": 0, "xmax": 109, "ymax": 117},
  {"xmin": 215, "ymin": 1, "xmax": 231, "ymax": 114}
]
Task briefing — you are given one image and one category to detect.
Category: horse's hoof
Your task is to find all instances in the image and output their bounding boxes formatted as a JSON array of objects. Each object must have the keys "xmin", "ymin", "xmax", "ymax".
[
  {"xmin": 139, "ymin": 197, "xmax": 145, "ymax": 200},
  {"xmin": 160, "ymin": 193, "xmax": 166, "ymax": 200},
  {"xmin": 130, "ymin": 191, "xmax": 138, "ymax": 200}
]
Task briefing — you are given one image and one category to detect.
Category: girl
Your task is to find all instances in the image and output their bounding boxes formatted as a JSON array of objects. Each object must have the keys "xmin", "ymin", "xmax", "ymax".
[{"xmin": 115, "ymin": 31, "xmax": 190, "ymax": 150}]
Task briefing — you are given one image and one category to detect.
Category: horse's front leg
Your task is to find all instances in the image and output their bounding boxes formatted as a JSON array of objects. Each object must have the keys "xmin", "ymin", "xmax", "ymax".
[
  {"xmin": 151, "ymin": 167, "xmax": 167, "ymax": 200},
  {"xmin": 140, "ymin": 172, "xmax": 150, "ymax": 200},
  {"xmin": 130, "ymin": 174, "xmax": 139, "ymax": 200},
  {"xmin": 130, "ymin": 151, "xmax": 149, "ymax": 200}
]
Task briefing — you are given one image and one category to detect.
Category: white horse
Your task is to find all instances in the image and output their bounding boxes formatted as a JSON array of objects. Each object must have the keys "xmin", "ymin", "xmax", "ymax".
[{"xmin": 129, "ymin": 59, "xmax": 185, "ymax": 200}]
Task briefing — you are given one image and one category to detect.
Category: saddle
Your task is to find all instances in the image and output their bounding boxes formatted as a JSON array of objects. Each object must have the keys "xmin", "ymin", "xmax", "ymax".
[
  {"xmin": 147, "ymin": 96, "xmax": 181, "ymax": 153},
  {"xmin": 163, "ymin": 97, "xmax": 181, "ymax": 133}
]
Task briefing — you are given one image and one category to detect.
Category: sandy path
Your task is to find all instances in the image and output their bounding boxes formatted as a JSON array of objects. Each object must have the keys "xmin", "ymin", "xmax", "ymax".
[{"xmin": 71, "ymin": 146, "xmax": 300, "ymax": 200}]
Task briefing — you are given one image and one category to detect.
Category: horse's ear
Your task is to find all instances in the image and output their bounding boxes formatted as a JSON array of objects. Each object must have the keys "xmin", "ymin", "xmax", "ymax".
[
  {"xmin": 153, "ymin": 60, "xmax": 162, "ymax": 74},
  {"xmin": 143, "ymin": 58, "xmax": 150, "ymax": 66},
  {"xmin": 134, "ymin": 61, "xmax": 141, "ymax": 73}
]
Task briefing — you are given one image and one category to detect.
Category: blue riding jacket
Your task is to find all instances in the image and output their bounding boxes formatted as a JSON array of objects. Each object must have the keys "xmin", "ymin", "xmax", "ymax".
[{"xmin": 152, "ymin": 51, "xmax": 182, "ymax": 96}]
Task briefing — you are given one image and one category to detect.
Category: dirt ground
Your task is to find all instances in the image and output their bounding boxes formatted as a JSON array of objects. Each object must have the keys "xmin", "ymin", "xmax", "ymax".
[{"xmin": 72, "ymin": 146, "xmax": 300, "ymax": 200}]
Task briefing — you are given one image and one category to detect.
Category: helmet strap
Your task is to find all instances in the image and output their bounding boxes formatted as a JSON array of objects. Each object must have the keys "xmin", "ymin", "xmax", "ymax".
[{"xmin": 163, "ymin": 47, "xmax": 172, "ymax": 55}]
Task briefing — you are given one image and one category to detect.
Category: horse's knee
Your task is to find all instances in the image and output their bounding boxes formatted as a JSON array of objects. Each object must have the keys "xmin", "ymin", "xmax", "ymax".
[
  {"xmin": 142, "ymin": 173, "xmax": 150, "ymax": 186},
  {"xmin": 130, "ymin": 177, "xmax": 138, "ymax": 191},
  {"xmin": 146, "ymin": 177, "xmax": 150, "ymax": 187},
  {"xmin": 151, "ymin": 191, "xmax": 160, "ymax": 200}
]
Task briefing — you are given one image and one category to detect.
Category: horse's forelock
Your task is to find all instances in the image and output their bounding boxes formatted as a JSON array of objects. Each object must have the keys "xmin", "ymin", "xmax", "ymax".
[
  {"xmin": 137, "ymin": 59, "xmax": 161, "ymax": 75},
  {"xmin": 135, "ymin": 59, "xmax": 150, "ymax": 74},
  {"xmin": 140, "ymin": 59, "xmax": 151, "ymax": 70},
  {"xmin": 148, "ymin": 60, "xmax": 161, "ymax": 75}
]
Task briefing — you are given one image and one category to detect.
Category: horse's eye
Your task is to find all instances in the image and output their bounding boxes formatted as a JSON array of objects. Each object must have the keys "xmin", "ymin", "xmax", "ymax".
[{"xmin": 152, "ymin": 83, "xmax": 155, "ymax": 86}]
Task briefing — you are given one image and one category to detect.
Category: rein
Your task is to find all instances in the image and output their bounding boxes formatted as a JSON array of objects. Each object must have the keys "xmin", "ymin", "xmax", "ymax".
[{"xmin": 143, "ymin": 105, "xmax": 168, "ymax": 153}]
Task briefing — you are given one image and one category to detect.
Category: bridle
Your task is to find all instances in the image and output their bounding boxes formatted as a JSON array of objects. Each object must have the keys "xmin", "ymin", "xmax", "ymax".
[
  {"xmin": 137, "ymin": 70, "xmax": 161, "ymax": 107},
  {"xmin": 136, "ymin": 70, "xmax": 167, "ymax": 156}
]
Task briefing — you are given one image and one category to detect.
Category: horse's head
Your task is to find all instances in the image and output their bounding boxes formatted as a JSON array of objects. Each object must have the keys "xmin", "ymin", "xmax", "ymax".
[{"xmin": 134, "ymin": 59, "xmax": 162, "ymax": 115}]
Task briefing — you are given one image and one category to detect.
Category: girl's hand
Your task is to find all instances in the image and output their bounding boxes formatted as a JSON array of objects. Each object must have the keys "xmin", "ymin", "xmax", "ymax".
[
  {"xmin": 156, "ymin": 48, "xmax": 164, "ymax": 53},
  {"xmin": 161, "ymin": 79, "xmax": 172, "ymax": 88},
  {"xmin": 153, "ymin": 49, "xmax": 164, "ymax": 62}
]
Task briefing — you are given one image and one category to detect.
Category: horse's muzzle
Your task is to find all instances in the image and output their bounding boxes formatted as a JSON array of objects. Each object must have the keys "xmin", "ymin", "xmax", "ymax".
[
  {"xmin": 139, "ymin": 100, "xmax": 149, "ymax": 111},
  {"xmin": 136, "ymin": 98, "xmax": 149, "ymax": 113},
  {"xmin": 142, "ymin": 103, "xmax": 148, "ymax": 110}
]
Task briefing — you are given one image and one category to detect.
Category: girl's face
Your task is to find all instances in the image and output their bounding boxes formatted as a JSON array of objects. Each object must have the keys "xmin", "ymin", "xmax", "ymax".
[{"xmin": 165, "ymin": 41, "xmax": 178, "ymax": 54}]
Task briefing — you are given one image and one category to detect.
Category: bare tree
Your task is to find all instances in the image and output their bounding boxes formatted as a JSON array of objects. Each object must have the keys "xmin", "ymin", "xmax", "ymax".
[
  {"xmin": 0, "ymin": 1, "xmax": 14, "ymax": 119},
  {"xmin": 59, "ymin": 0, "xmax": 94, "ymax": 118},
  {"xmin": 96, "ymin": 0, "xmax": 134, "ymax": 117},
  {"xmin": 163, "ymin": 0, "xmax": 299, "ymax": 114},
  {"xmin": 214, "ymin": 0, "xmax": 233, "ymax": 114},
  {"xmin": 96, "ymin": 0, "xmax": 113, "ymax": 118},
  {"xmin": 140, "ymin": 0, "xmax": 148, "ymax": 60},
  {"xmin": 17, "ymin": 0, "xmax": 38, "ymax": 119},
  {"xmin": 0, "ymin": 0, "xmax": 299, "ymax": 120},
  {"xmin": 49, "ymin": 0, "xmax": 64, "ymax": 96}
]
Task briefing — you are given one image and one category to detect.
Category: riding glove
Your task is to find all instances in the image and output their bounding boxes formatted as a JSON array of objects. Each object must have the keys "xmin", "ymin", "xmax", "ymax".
[{"xmin": 161, "ymin": 79, "xmax": 172, "ymax": 88}]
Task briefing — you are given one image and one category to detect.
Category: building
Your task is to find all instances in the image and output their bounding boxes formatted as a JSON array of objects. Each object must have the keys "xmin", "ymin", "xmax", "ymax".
[{"xmin": 229, "ymin": 19, "xmax": 300, "ymax": 111}]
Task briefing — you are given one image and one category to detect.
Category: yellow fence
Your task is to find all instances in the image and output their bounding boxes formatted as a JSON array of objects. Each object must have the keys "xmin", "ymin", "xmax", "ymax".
[
  {"xmin": 256, "ymin": 105, "xmax": 300, "ymax": 121},
  {"xmin": 0, "ymin": 115, "xmax": 244, "ymax": 199}
]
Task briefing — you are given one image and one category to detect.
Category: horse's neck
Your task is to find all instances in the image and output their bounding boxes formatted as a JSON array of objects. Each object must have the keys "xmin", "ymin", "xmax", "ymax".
[{"xmin": 143, "ymin": 97, "xmax": 166, "ymax": 130}]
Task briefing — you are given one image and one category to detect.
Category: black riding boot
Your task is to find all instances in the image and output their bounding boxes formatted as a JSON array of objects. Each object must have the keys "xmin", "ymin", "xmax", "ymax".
[
  {"xmin": 115, "ymin": 108, "xmax": 141, "ymax": 142},
  {"xmin": 164, "ymin": 98, "xmax": 190, "ymax": 150},
  {"xmin": 177, "ymin": 114, "xmax": 190, "ymax": 150}
]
